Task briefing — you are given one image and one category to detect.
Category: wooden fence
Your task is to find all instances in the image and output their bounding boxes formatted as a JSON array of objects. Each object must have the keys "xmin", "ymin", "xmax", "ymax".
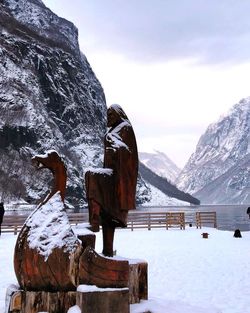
[
  {"xmin": 1, "ymin": 213, "xmax": 89, "ymax": 235},
  {"xmin": 1, "ymin": 211, "xmax": 217, "ymax": 234},
  {"xmin": 196, "ymin": 211, "xmax": 217, "ymax": 228},
  {"xmin": 127, "ymin": 212, "xmax": 186, "ymax": 230}
]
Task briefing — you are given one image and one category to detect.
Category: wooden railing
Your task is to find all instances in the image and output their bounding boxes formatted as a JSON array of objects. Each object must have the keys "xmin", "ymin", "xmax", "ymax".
[
  {"xmin": 196, "ymin": 211, "xmax": 217, "ymax": 228},
  {"xmin": 127, "ymin": 212, "xmax": 186, "ymax": 230},
  {"xmin": 1, "ymin": 215, "xmax": 28, "ymax": 235},
  {"xmin": 1, "ymin": 213, "xmax": 88, "ymax": 235},
  {"xmin": 1, "ymin": 211, "xmax": 217, "ymax": 234}
]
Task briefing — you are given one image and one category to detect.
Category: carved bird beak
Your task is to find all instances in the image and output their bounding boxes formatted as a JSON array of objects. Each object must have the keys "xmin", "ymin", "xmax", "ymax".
[{"xmin": 32, "ymin": 158, "xmax": 44, "ymax": 170}]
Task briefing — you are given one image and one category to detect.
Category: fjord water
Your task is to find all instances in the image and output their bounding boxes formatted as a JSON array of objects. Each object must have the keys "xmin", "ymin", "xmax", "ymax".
[
  {"xmin": 138, "ymin": 204, "xmax": 250, "ymax": 231},
  {"xmin": 6, "ymin": 204, "xmax": 250, "ymax": 232}
]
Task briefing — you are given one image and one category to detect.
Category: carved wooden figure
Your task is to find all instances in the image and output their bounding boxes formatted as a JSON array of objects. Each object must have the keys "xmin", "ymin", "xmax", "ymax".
[
  {"xmin": 32, "ymin": 150, "xmax": 67, "ymax": 204},
  {"xmin": 85, "ymin": 104, "xmax": 138, "ymax": 256},
  {"xmin": 14, "ymin": 151, "xmax": 83, "ymax": 292},
  {"xmin": 10, "ymin": 149, "xmax": 147, "ymax": 313}
]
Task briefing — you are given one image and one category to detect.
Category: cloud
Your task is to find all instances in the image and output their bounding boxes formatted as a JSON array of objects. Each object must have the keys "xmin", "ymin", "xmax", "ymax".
[{"xmin": 72, "ymin": 0, "xmax": 250, "ymax": 65}]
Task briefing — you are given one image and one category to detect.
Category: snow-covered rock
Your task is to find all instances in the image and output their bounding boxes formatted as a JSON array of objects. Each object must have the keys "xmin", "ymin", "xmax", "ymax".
[
  {"xmin": 177, "ymin": 98, "xmax": 250, "ymax": 204},
  {"xmin": 0, "ymin": 0, "xmax": 105, "ymax": 206}
]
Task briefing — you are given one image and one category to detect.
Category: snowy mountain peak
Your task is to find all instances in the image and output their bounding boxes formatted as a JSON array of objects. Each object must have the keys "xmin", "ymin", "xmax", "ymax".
[
  {"xmin": 2, "ymin": 0, "xmax": 79, "ymax": 53},
  {"xmin": 139, "ymin": 150, "xmax": 181, "ymax": 183}
]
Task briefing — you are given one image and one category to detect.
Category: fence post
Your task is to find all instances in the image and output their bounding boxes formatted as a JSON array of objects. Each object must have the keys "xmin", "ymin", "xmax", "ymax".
[
  {"xmin": 182, "ymin": 213, "xmax": 185, "ymax": 230},
  {"xmin": 148, "ymin": 213, "xmax": 151, "ymax": 230},
  {"xmin": 196, "ymin": 212, "xmax": 200, "ymax": 229}
]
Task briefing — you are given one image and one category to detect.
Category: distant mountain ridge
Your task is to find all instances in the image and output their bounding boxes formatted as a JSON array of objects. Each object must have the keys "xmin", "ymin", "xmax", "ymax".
[
  {"xmin": 177, "ymin": 98, "xmax": 250, "ymax": 204},
  {"xmin": 139, "ymin": 162, "xmax": 200, "ymax": 205},
  {"xmin": 139, "ymin": 151, "xmax": 181, "ymax": 183}
]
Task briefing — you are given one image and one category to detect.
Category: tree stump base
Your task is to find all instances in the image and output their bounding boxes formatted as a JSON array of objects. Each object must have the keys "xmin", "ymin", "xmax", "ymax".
[
  {"xmin": 77, "ymin": 285, "xmax": 129, "ymax": 313},
  {"xmin": 6, "ymin": 286, "xmax": 76, "ymax": 313},
  {"xmin": 6, "ymin": 286, "xmax": 130, "ymax": 313},
  {"xmin": 129, "ymin": 260, "xmax": 148, "ymax": 304}
]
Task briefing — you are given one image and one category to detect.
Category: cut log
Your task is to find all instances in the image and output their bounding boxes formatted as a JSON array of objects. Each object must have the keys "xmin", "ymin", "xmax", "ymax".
[
  {"xmin": 7, "ymin": 290, "xmax": 77, "ymax": 313},
  {"xmin": 6, "ymin": 285, "xmax": 22, "ymax": 313},
  {"xmin": 7, "ymin": 287, "xmax": 130, "ymax": 313},
  {"xmin": 129, "ymin": 261, "xmax": 148, "ymax": 304},
  {"xmin": 77, "ymin": 285, "xmax": 129, "ymax": 313}
]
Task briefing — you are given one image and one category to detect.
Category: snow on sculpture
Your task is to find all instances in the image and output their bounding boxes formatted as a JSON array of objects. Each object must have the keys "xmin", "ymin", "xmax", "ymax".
[
  {"xmin": 85, "ymin": 104, "xmax": 138, "ymax": 256},
  {"xmin": 14, "ymin": 151, "xmax": 83, "ymax": 291}
]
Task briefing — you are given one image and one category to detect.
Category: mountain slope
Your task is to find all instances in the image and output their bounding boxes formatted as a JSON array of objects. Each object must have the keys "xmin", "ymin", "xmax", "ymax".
[
  {"xmin": 194, "ymin": 153, "xmax": 250, "ymax": 204},
  {"xmin": 0, "ymin": 0, "xmax": 106, "ymax": 205},
  {"xmin": 177, "ymin": 98, "xmax": 250, "ymax": 204},
  {"xmin": 139, "ymin": 151, "xmax": 181, "ymax": 183},
  {"xmin": 139, "ymin": 162, "xmax": 200, "ymax": 205},
  {"xmin": 0, "ymin": 0, "xmax": 194, "ymax": 207}
]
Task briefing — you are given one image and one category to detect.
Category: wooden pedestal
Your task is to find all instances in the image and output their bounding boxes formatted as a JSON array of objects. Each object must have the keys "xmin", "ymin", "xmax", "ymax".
[
  {"xmin": 7, "ymin": 234, "xmax": 148, "ymax": 313},
  {"xmin": 77, "ymin": 286, "xmax": 129, "ymax": 313},
  {"xmin": 6, "ymin": 287, "xmax": 76, "ymax": 313},
  {"xmin": 7, "ymin": 288, "xmax": 129, "ymax": 313},
  {"xmin": 129, "ymin": 261, "xmax": 148, "ymax": 304}
]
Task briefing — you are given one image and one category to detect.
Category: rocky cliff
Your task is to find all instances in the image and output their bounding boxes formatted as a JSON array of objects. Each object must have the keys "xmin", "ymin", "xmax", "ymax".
[
  {"xmin": 0, "ymin": 0, "xmax": 107, "ymax": 206},
  {"xmin": 177, "ymin": 98, "xmax": 250, "ymax": 204},
  {"xmin": 0, "ymin": 0, "xmax": 155, "ymax": 208}
]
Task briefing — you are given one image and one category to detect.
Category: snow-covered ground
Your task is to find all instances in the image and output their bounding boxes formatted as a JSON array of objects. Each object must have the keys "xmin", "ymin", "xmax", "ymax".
[{"xmin": 1, "ymin": 227, "xmax": 250, "ymax": 313}]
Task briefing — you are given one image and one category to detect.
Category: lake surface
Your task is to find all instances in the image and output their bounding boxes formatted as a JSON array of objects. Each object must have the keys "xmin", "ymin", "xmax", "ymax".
[
  {"xmin": 5, "ymin": 204, "xmax": 250, "ymax": 232},
  {"xmin": 138, "ymin": 204, "xmax": 250, "ymax": 231}
]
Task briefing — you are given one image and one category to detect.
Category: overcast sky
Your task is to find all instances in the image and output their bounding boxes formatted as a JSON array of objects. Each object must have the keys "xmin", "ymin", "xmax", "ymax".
[{"xmin": 43, "ymin": 0, "xmax": 250, "ymax": 167}]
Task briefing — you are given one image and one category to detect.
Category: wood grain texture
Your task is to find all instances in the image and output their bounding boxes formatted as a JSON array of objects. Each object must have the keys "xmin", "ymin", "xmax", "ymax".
[{"xmin": 78, "ymin": 246, "xmax": 129, "ymax": 288}]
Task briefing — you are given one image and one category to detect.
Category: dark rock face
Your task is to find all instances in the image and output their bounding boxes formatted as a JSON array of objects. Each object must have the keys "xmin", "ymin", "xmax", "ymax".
[
  {"xmin": 0, "ymin": 0, "xmax": 106, "ymax": 206},
  {"xmin": 177, "ymin": 98, "xmax": 250, "ymax": 204}
]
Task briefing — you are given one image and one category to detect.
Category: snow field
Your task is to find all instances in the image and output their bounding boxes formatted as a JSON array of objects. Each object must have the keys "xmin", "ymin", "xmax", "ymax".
[{"xmin": 1, "ymin": 227, "xmax": 250, "ymax": 313}]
